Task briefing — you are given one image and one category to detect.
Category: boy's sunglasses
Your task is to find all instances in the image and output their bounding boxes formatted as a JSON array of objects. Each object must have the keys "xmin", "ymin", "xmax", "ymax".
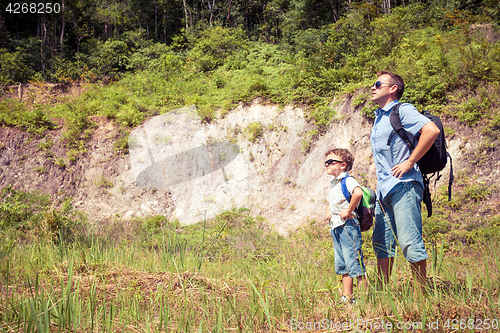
[
  {"xmin": 372, "ymin": 81, "xmax": 394, "ymax": 89},
  {"xmin": 325, "ymin": 159, "xmax": 344, "ymax": 166}
]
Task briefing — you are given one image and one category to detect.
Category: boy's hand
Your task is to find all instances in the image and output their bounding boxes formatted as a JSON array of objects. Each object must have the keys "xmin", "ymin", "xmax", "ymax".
[
  {"xmin": 325, "ymin": 213, "xmax": 332, "ymax": 221},
  {"xmin": 340, "ymin": 210, "xmax": 354, "ymax": 220}
]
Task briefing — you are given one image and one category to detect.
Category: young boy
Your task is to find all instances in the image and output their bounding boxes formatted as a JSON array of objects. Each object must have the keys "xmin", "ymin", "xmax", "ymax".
[{"xmin": 324, "ymin": 148, "xmax": 366, "ymax": 303}]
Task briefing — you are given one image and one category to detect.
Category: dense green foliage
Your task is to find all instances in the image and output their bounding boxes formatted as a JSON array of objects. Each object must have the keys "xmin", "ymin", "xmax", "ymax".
[
  {"xmin": 2, "ymin": 1, "xmax": 500, "ymax": 143},
  {"xmin": 1, "ymin": 0, "xmax": 499, "ymax": 83}
]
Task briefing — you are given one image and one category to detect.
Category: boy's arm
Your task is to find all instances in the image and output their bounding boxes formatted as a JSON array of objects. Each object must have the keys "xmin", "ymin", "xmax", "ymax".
[
  {"xmin": 325, "ymin": 205, "xmax": 332, "ymax": 221},
  {"xmin": 340, "ymin": 186, "xmax": 363, "ymax": 220}
]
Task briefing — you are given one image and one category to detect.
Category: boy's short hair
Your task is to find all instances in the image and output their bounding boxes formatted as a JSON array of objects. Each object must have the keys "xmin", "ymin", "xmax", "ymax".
[
  {"xmin": 325, "ymin": 148, "xmax": 354, "ymax": 171},
  {"xmin": 378, "ymin": 70, "xmax": 405, "ymax": 100}
]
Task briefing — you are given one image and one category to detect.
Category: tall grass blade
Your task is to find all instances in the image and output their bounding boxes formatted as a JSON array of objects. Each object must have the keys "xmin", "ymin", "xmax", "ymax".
[
  {"xmin": 466, "ymin": 270, "xmax": 473, "ymax": 298},
  {"xmin": 29, "ymin": 299, "xmax": 42, "ymax": 333},
  {"xmin": 226, "ymin": 295, "xmax": 243, "ymax": 333},
  {"xmin": 249, "ymin": 281, "xmax": 273, "ymax": 331},
  {"xmin": 386, "ymin": 293, "xmax": 406, "ymax": 333},
  {"xmin": 484, "ymin": 258, "xmax": 496, "ymax": 316},
  {"xmin": 43, "ymin": 299, "xmax": 49, "ymax": 333},
  {"xmin": 197, "ymin": 216, "xmax": 207, "ymax": 271}
]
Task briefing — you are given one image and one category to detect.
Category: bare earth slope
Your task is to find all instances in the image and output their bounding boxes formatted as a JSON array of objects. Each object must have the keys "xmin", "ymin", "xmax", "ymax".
[{"xmin": 1, "ymin": 83, "xmax": 498, "ymax": 234}]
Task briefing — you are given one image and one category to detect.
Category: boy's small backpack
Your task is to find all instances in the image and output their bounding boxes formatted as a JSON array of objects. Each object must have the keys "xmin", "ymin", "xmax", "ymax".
[
  {"xmin": 340, "ymin": 176, "xmax": 376, "ymax": 232},
  {"xmin": 388, "ymin": 103, "xmax": 454, "ymax": 217}
]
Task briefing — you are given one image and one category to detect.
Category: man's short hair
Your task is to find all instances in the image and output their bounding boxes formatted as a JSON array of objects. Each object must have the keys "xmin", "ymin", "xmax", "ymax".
[
  {"xmin": 378, "ymin": 71, "xmax": 405, "ymax": 100},
  {"xmin": 325, "ymin": 148, "xmax": 354, "ymax": 171}
]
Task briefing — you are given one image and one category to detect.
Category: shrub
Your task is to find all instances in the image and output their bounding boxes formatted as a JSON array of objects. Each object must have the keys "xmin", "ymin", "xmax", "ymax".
[
  {"xmin": 0, "ymin": 99, "xmax": 54, "ymax": 135},
  {"xmin": 49, "ymin": 57, "xmax": 87, "ymax": 82},
  {"xmin": 308, "ymin": 106, "xmax": 337, "ymax": 133},
  {"xmin": 127, "ymin": 43, "xmax": 174, "ymax": 71},
  {"xmin": 0, "ymin": 185, "xmax": 50, "ymax": 230},
  {"xmin": 94, "ymin": 175, "xmax": 113, "ymax": 188},
  {"xmin": 83, "ymin": 39, "xmax": 130, "ymax": 77},
  {"xmin": 245, "ymin": 122, "xmax": 263, "ymax": 142},
  {"xmin": 188, "ymin": 27, "xmax": 249, "ymax": 72},
  {"xmin": 0, "ymin": 186, "xmax": 86, "ymax": 244},
  {"xmin": 0, "ymin": 49, "xmax": 30, "ymax": 84}
]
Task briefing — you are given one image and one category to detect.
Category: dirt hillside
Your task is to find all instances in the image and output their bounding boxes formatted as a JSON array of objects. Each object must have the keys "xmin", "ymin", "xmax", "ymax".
[{"xmin": 1, "ymin": 83, "xmax": 499, "ymax": 234}]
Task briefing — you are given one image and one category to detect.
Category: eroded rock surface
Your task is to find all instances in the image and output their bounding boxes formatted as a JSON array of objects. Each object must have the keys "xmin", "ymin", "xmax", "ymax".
[{"xmin": 0, "ymin": 98, "xmax": 470, "ymax": 234}]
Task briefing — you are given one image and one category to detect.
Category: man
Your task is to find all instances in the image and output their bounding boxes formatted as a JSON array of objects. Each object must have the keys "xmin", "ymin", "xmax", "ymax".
[{"xmin": 370, "ymin": 71, "xmax": 440, "ymax": 290}]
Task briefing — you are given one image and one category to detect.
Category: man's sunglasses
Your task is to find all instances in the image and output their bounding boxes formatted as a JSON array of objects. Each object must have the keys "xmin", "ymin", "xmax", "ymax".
[
  {"xmin": 325, "ymin": 159, "xmax": 344, "ymax": 166},
  {"xmin": 372, "ymin": 81, "xmax": 394, "ymax": 89}
]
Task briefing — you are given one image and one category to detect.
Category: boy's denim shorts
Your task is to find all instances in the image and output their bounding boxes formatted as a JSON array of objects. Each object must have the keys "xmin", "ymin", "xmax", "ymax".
[
  {"xmin": 330, "ymin": 219, "xmax": 366, "ymax": 278},
  {"xmin": 372, "ymin": 181, "xmax": 428, "ymax": 263}
]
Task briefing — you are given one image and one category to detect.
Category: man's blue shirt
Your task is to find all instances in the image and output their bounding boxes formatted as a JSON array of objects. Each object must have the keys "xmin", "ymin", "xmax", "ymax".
[{"xmin": 370, "ymin": 100, "xmax": 430, "ymax": 199}]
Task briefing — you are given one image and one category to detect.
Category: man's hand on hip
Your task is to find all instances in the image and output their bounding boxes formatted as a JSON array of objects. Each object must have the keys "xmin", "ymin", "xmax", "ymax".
[{"xmin": 391, "ymin": 160, "xmax": 415, "ymax": 178}]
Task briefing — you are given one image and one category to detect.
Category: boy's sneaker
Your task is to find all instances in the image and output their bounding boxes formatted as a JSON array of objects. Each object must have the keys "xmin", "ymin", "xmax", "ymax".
[
  {"xmin": 338, "ymin": 295, "xmax": 350, "ymax": 304},
  {"xmin": 350, "ymin": 297, "xmax": 360, "ymax": 305},
  {"xmin": 338, "ymin": 295, "xmax": 360, "ymax": 306}
]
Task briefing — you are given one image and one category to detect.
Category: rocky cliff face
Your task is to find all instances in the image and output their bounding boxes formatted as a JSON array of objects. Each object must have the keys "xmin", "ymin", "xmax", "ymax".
[{"xmin": 0, "ymin": 97, "xmax": 470, "ymax": 234}]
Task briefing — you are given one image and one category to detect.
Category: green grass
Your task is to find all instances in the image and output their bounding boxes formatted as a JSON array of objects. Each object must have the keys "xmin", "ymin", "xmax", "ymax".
[{"xmin": 0, "ymin": 188, "xmax": 499, "ymax": 332}]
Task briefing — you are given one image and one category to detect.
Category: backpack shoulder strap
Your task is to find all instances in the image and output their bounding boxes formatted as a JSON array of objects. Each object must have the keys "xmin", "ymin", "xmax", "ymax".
[
  {"xmin": 388, "ymin": 103, "xmax": 414, "ymax": 150},
  {"xmin": 340, "ymin": 175, "xmax": 351, "ymax": 203},
  {"xmin": 448, "ymin": 152, "xmax": 454, "ymax": 201}
]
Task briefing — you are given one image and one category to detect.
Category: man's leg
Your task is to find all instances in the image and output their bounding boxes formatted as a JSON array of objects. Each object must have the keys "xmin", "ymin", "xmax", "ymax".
[
  {"xmin": 373, "ymin": 198, "xmax": 396, "ymax": 289},
  {"xmin": 410, "ymin": 259, "xmax": 427, "ymax": 292},
  {"xmin": 356, "ymin": 275, "xmax": 367, "ymax": 293},
  {"xmin": 392, "ymin": 182, "xmax": 428, "ymax": 291},
  {"xmin": 377, "ymin": 257, "xmax": 394, "ymax": 285}
]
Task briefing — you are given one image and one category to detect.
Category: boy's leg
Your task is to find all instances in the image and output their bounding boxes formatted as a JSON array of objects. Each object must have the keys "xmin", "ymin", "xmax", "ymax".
[
  {"xmin": 340, "ymin": 220, "xmax": 365, "ymax": 295},
  {"xmin": 330, "ymin": 228, "xmax": 347, "ymax": 277},
  {"xmin": 342, "ymin": 274, "xmax": 354, "ymax": 296}
]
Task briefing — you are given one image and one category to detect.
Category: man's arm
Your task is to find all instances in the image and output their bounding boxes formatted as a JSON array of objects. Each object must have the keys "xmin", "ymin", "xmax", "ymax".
[{"xmin": 391, "ymin": 121, "xmax": 440, "ymax": 178}]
